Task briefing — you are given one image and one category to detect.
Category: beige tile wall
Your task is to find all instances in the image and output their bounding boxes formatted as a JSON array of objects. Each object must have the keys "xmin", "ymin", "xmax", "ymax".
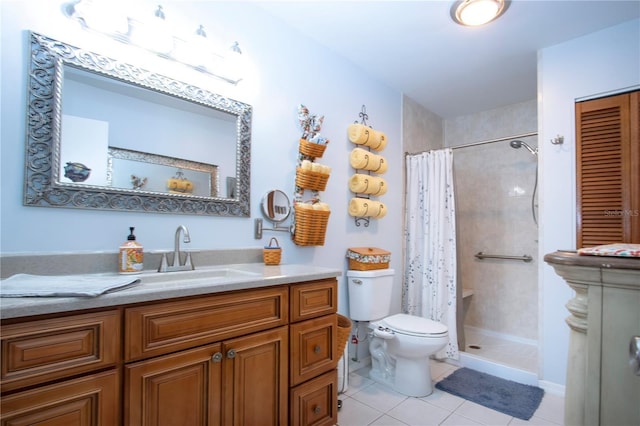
[{"xmin": 446, "ymin": 100, "xmax": 539, "ymax": 341}]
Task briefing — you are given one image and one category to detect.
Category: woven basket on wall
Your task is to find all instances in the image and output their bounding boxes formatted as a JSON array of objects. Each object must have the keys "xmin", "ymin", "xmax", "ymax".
[
  {"xmin": 293, "ymin": 204, "xmax": 330, "ymax": 246},
  {"xmin": 298, "ymin": 138, "xmax": 326, "ymax": 158},
  {"xmin": 295, "ymin": 168, "xmax": 330, "ymax": 192}
]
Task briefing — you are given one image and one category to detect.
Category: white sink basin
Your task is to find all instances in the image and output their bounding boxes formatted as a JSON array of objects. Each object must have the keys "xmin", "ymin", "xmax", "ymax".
[{"xmin": 139, "ymin": 266, "xmax": 261, "ymax": 284}]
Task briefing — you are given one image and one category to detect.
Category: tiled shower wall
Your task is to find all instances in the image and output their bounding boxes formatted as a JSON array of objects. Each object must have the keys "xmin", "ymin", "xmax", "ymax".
[{"xmin": 445, "ymin": 100, "xmax": 539, "ymax": 341}]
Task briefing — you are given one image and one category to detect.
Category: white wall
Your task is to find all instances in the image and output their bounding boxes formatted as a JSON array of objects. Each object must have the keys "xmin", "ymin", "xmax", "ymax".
[
  {"xmin": 538, "ymin": 19, "xmax": 640, "ymax": 387},
  {"xmin": 0, "ymin": 1, "xmax": 404, "ymax": 316}
]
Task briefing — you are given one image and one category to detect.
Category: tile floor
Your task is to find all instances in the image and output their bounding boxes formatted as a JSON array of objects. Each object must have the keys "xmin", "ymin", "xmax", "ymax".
[{"xmin": 337, "ymin": 360, "xmax": 564, "ymax": 426}]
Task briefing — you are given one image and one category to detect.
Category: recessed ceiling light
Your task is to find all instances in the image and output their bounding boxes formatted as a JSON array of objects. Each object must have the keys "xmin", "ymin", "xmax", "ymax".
[{"xmin": 451, "ymin": 0, "xmax": 510, "ymax": 27}]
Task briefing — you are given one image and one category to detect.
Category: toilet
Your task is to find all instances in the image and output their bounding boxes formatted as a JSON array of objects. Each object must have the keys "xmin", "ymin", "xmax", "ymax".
[{"xmin": 347, "ymin": 268, "xmax": 449, "ymax": 397}]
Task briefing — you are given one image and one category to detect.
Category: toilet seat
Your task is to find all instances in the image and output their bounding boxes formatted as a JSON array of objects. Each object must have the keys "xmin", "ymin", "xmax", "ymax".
[{"xmin": 379, "ymin": 313, "xmax": 447, "ymax": 337}]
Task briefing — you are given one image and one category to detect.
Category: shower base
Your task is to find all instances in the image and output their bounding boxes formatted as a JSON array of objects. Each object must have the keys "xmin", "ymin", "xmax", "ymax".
[{"xmin": 451, "ymin": 326, "xmax": 539, "ymax": 386}]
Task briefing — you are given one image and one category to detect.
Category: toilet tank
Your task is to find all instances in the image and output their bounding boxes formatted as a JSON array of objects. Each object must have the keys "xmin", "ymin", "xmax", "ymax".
[{"xmin": 346, "ymin": 269, "xmax": 395, "ymax": 321}]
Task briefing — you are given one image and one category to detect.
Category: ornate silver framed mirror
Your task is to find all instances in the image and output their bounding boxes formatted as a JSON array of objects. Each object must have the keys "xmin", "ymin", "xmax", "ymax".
[{"xmin": 24, "ymin": 31, "xmax": 252, "ymax": 216}]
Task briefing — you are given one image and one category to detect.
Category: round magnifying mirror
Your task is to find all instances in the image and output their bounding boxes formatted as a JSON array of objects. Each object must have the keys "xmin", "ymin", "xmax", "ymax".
[{"xmin": 261, "ymin": 190, "xmax": 291, "ymax": 223}]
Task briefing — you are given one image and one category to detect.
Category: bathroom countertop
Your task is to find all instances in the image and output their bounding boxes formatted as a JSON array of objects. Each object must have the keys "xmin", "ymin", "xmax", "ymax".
[
  {"xmin": 544, "ymin": 250, "xmax": 640, "ymax": 270},
  {"xmin": 0, "ymin": 263, "xmax": 341, "ymax": 320}
]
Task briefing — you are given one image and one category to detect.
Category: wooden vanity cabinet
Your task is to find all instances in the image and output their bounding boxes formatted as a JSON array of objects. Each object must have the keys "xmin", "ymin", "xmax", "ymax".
[
  {"xmin": 1, "ymin": 278, "xmax": 339, "ymax": 426},
  {"xmin": 124, "ymin": 285, "xmax": 289, "ymax": 426},
  {"xmin": 0, "ymin": 310, "xmax": 121, "ymax": 425},
  {"xmin": 289, "ymin": 279, "xmax": 339, "ymax": 426},
  {"xmin": 0, "ymin": 369, "xmax": 120, "ymax": 426}
]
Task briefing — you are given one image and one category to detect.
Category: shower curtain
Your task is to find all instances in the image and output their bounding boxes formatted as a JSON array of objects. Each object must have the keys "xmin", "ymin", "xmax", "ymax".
[{"xmin": 403, "ymin": 149, "xmax": 458, "ymax": 360}]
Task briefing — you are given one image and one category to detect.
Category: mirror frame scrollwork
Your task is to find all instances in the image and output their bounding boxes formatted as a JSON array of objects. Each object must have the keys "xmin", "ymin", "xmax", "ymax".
[{"xmin": 23, "ymin": 31, "xmax": 252, "ymax": 216}]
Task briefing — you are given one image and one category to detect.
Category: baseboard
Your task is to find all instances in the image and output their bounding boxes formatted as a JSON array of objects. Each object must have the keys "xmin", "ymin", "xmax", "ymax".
[{"xmin": 538, "ymin": 380, "xmax": 566, "ymax": 396}]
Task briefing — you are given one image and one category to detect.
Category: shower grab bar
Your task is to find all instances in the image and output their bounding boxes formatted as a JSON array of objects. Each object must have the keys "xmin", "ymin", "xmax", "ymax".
[{"xmin": 475, "ymin": 252, "xmax": 533, "ymax": 262}]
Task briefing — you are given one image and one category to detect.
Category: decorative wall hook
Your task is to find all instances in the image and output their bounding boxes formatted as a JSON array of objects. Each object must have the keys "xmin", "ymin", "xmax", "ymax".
[{"xmin": 551, "ymin": 135, "xmax": 564, "ymax": 145}]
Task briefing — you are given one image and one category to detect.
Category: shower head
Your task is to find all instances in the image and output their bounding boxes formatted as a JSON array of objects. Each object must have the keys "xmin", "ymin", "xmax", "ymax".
[{"xmin": 510, "ymin": 140, "xmax": 538, "ymax": 156}]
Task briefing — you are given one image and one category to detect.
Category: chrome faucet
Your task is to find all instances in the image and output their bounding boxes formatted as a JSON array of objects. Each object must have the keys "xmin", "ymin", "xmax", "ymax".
[{"xmin": 158, "ymin": 225, "xmax": 195, "ymax": 272}]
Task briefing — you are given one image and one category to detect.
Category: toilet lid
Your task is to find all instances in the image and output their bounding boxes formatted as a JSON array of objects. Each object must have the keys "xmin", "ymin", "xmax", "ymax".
[{"xmin": 381, "ymin": 314, "xmax": 448, "ymax": 337}]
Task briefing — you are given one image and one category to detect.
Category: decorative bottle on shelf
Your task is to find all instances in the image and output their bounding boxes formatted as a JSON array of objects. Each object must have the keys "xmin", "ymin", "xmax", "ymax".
[{"xmin": 119, "ymin": 227, "xmax": 144, "ymax": 274}]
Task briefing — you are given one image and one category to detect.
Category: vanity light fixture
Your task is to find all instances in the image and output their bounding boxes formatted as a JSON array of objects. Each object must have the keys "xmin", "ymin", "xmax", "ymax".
[
  {"xmin": 451, "ymin": 0, "xmax": 510, "ymax": 27},
  {"xmin": 64, "ymin": 0, "xmax": 244, "ymax": 84},
  {"xmin": 129, "ymin": 5, "xmax": 174, "ymax": 55},
  {"xmin": 71, "ymin": 0, "xmax": 129, "ymax": 36}
]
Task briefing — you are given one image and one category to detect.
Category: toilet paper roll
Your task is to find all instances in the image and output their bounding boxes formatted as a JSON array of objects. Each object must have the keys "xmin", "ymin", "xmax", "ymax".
[
  {"xmin": 347, "ymin": 124, "xmax": 388, "ymax": 151},
  {"xmin": 349, "ymin": 148, "xmax": 388, "ymax": 174},
  {"xmin": 349, "ymin": 174, "xmax": 388, "ymax": 196},
  {"xmin": 348, "ymin": 198, "xmax": 387, "ymax": 218}
]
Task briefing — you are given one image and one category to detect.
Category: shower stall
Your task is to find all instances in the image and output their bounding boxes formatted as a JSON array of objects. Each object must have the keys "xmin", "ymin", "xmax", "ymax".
[{"xmin": 451, "ymin": 133, "xmax": 539, "ymax": 383}]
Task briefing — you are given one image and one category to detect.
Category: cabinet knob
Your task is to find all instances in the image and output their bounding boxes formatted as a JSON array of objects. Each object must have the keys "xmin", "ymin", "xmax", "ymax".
[
  {"xmin": 313, "ymin": 406, "xmax": 321, "ymax": 414},
  {"xmin": 314, "ymin": 345, "xmax": 321, "ymax": 354},
  {"xmin": 211, "ymin": 352, "xmax": 223, "ymax": 363},
  {"xmin": 227, "ymin": 349, "xmax": 236, "ymax": 359}
]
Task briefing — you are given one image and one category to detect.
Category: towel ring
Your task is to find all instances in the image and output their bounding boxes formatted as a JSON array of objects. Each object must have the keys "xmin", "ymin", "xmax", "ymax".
[
  {"xmin": 363, "ymin": 128, "xmax": 371, "ymax": 144},
  {"xmin": 362, "ymin": 178, "xmax": 370, "ymax": 192},
  {"xmin": 370, "ymin": 133, "xmax": 385, "ymax": 150},
  {"xmin": 373, "ymin": 158, "xmax": 385, "ymax": 172},
  {"xmin": 361, "ymin": 154, "xmax": 370, "ymax": 168},
  {"xmin": 361, "ymin": 201, "xmax": 369, "ymax": 217}
]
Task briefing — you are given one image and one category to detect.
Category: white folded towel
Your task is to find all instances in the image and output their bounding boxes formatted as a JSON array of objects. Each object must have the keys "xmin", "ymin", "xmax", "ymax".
[{"xmin": 0, "ymin": 273, "xmax": 140, "ymax": 297}]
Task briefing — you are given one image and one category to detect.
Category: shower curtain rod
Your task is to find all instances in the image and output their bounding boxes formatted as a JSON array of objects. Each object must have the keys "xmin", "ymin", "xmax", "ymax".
[{"xmin": 404, "ymin": 131, "xmax": 538, "ymax": 156}]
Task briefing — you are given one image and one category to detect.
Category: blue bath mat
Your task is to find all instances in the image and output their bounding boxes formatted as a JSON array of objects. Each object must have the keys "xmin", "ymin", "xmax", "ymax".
[{"xmin": 435, "ymin": 367, "xmax": 544, "ymax": 420}]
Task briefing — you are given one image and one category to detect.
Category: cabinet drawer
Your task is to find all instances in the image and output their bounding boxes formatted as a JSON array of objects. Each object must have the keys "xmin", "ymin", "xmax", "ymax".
[
  {"xmin": 125, "ymin": 286, "xmax": 288, "ymax": 361},
  {"xmin": 0, "ymin": 368, "xmax": 120, "ymax": 425},
  {"xmin": 290, "ymin": 369, "xmax": 338, "ymax": 426},
  {"xmin": 1, "ymin": 310, "xmax": 120, "ymax": 393},
  {"xmin": 290, "ymin": 279, "xmax": 337, "ymax": 322},
  {"xmin": 290, "ymin": 315, "xmax": 337, "ymax": 386}
]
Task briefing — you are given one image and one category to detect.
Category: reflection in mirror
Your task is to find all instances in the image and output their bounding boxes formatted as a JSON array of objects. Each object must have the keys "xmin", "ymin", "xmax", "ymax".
[
  {"xmin": 24, "ymin": 31, "xmax": 252, "ymax": 216},
  {"xmin": 261, "ymin": 190, "xmax": 291, "ymax": 224},
  {"xmin": 107, "ymin": 148, "xmax": 218, "ymax": 197}
]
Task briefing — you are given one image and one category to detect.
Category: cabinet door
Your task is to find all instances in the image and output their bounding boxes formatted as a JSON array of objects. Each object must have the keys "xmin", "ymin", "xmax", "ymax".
[
  {"xmin": 290, "ymin": 315, "xmax": 338, "ymax": 386},
  {"xmin": 576, "ymin": 90, "xmax": 639, "ymax": 247},
  {"xmin": 600, "ymin": 285, "xmax": 640, "ymax": 425},
  {"xmin": 222, "ymin": 326, "xmax": 288, "ymax": 426},
  {"xmin": 0, "ymin": 369, "xmax": 119, "ymax": 426},
  {"xmin": 125, "ymin": 343, "xmax": 223, "ymax": 426}
]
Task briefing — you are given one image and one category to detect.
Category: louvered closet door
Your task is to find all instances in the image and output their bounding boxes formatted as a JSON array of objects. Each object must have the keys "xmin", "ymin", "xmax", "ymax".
[{"xmin": 576, "ymin": 90, "xmax": 639, "ymax": 247}]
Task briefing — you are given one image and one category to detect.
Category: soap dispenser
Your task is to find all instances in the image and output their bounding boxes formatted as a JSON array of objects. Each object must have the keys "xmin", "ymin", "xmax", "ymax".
[{"xmin": 119, "ymin": 227, "xmax": 144, "ymax": 274}]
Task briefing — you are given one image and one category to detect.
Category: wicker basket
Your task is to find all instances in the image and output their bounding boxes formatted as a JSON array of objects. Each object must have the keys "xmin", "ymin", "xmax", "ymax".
[
  {"xmin": 295, "ymin": 168, "xmax": 330, "ymax": 191},
  {"xmin": 346, "ymin": 247, "xmax": 391, "ymax": 270},
  {"xmin": 293, "ymin": 204, "xmax": 330, "ymax": 246},
  {"xmin": 336, "ymin": 314, "xmax": 352, "ymax": 358},
  {"xmin": 263, "ymin": 237, "xmax": 282, "ymax": 265},
  {"xmin": 298, "ymin": 138, "xmax": 327, "ymax": 158}
]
